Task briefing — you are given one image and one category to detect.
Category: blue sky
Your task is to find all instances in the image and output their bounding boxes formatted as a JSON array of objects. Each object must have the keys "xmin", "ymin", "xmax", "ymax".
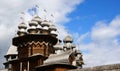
[
  {"xmin": 66, "ymin": 0, "xmax": 120, "ymax": 35},
  {"xmin": 0, "ymin": 0, "xmax": 120, "ymax": 69},
  {"xmin": 65, "ymin": 0, "xmax": 120, "ymax": 45}
]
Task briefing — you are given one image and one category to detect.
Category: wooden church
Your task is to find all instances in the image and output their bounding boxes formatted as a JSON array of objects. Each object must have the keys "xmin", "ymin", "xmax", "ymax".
[{"xmin": 3, "ymin": 11, "xmax": 84, "ymax": 71}]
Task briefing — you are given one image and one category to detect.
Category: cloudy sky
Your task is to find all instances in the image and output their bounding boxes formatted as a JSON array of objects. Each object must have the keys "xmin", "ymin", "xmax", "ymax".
[{"xmin": 0, "ymin": 0, "xmax": 120, "ymax": 69}]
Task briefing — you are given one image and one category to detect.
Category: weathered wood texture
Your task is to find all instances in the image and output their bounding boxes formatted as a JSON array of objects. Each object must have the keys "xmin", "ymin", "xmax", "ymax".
[{"xmin": 68, "ymin": 63, "xmax": 120, "ymax": 71}]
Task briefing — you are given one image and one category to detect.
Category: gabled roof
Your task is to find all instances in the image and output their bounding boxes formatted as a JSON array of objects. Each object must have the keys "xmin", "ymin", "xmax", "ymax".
[
  {"xmin": 44, "ymin": 50, "xmax": 75, "ymax": 65},
  {"xmin": 6, "ymin": 45, "xmax": 18, "ymax": 55}
]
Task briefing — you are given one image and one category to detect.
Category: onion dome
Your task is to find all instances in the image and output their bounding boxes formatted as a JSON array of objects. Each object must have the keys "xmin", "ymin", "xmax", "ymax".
[
  {"xmin": 29, "ymin": 20, "xmax": 38, "ymax": 27},
  {"xmin": 63, "ymin": 35, "xmax": 73, "ymax": 43},
  {"xmin": 40, "ymin": 20, "xmax": 50, "ymax": 34},
  {"xmin": 42, "ymin": 26, "xmax": 49, "ymax": 30},
  {"xmin": 18, "ymin": 22, "xmax": 27, "ymax": 29},
  {"xmin": 49, "ymin": 24, "xmax": 57, "ymax": 31},
  {"xmin": 32, "ymin": 15, "xmax": 42, "ymax": 24},
  {"xmin": 27, "ymin": 20, "xmax": 38, "ymax": 34},
  {"xmin": 36, "ymin": 24, "xmax": 43, "ymax": 34},
  {"xmin": 17, "ymin": 22, "xmax": 27, "ymax": 36},
  {"xmin": 41, "ymin": 20, "xmax": 50, "ymax": 27},
  {"xmin": 49, "ymin": 24, "xmax": 58, "ymax": 37},
  {"xmin": 74, "ymin": 50, "xmax": 84, "ymax": 67},
  {"xmin": 54, "ymin": 40, "xmax": 63, "ymax": 50},
  {"xmin": 50, "ymin": 31, "xmax": 58, "ymax": 37},
  {"xmin": 64, "ymin": 43, "xmax": 75, "ymax": 50}
]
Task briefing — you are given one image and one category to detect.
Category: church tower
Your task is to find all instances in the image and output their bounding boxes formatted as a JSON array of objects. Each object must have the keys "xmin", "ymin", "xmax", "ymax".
[
  {"xmin": 4, "ymin": 9, "xmax": 84, "ymax": 71},
  {"xmin": 10, "ymin": 15, "xmax": 58, "ymax": 71}
]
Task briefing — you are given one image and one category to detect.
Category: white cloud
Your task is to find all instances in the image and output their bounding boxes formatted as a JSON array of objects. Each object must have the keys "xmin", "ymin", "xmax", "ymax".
[
  {"xmin": 76, "ymin": 32, "xmax": 89, "ymax": 43},
  {"xmin": 1, "ymin": 0, "xmax": 120, "ymax": 69},
  {"xmin": 0, "ymin": 0, "xmax": 84, "ymax": 69},
  {"xmin": 77, "ymin": 15, "xmax": 120, "ymax": 67}
]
